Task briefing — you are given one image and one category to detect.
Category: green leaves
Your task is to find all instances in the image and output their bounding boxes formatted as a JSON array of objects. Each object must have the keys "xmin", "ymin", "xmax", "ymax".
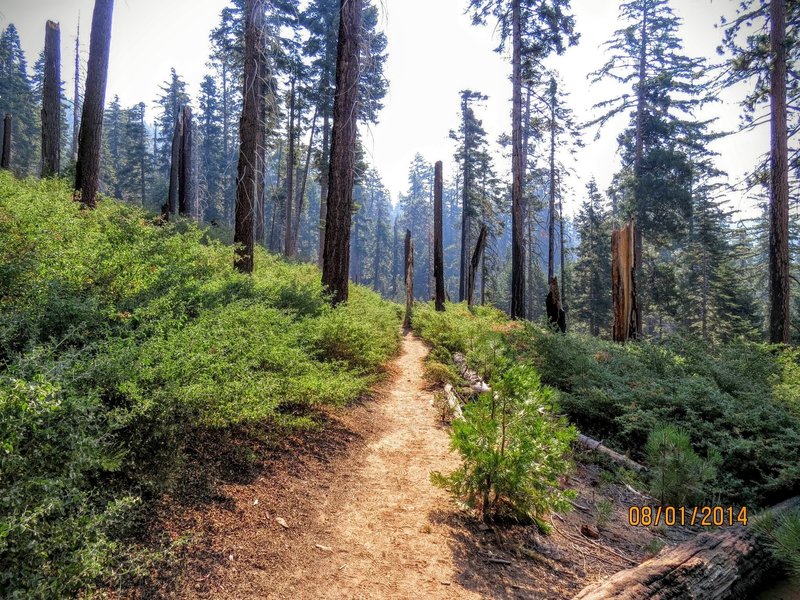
[{"xmin": 433, "ymin": 361, "xmax": 576, "ymax": 522}]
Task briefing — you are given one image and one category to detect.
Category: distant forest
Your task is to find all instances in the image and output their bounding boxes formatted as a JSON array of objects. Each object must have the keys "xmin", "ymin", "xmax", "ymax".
[{"xmin": 0, "ymin": 0, "xmax": 798, "ymax": 342}]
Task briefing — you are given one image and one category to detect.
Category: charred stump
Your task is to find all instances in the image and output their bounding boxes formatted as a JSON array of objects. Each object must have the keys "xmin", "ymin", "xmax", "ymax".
[
  {"xmin": 612, "ymin": 220, "xmax": 641, "ymax": 342},
  {"xmin": 403, "ymin": 229, "xmax": 414, "ymax": 330},
  {"xmin": 546, "ymin": 276, "xmax": 566, "ymax": 332}
]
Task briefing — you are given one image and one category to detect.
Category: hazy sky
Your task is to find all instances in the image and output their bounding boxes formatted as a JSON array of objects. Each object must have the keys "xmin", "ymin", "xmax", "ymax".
[{"xmin": 1, "ymin": 0, "xmax": 766, "ymax": 218}]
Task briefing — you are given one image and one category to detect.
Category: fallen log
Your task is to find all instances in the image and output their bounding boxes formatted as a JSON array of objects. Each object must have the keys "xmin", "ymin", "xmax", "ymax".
[
  {"xmin": 575, "ymin": 434, "xmax": 646, "ymax": 474},
  {"xmin": 443, "ymin": 383, "xmax": 464, "ymax": 421},
  {"xmin": 452, "ymin": 353, "xmax": 645, "ymax": 473},
  {"xmin": 573, "ymin": 496, "xmax": 800, "ymax": 600}
]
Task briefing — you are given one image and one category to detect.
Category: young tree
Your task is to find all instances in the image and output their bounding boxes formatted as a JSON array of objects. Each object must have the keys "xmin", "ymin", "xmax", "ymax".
[
  {"xmin": 41, "ymin": 20, "xmax": 61, "ymax": 177},
  {"xmin": 234, "ymin": 0, "xmax": 264, "ymax": 274},
  {"xmin": 468, "ymin": 0, "xmax": 578, "ymax": 319},
  {"xmin": 322, "ymin": 0, "xmax": 364, "ymax": 305},
  {"xmin": 75, "ymin": 0, "xmax": 114, "ymax": 208},
  {"xmin": 0, "ymin": 25, "xmax": 39, "ymax": 175}
]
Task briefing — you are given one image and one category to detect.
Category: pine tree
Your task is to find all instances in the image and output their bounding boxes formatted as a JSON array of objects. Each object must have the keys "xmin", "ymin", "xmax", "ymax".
[
  {"xmin": 397, "ymin": 154, "xmax": 434, "ymax": 299},
  {"xmin": 572, "ymin": 179, "xmax": 612, "ymax": 336},
  {"xmin": 197, "ymin": 75, "xmax": 225, "ymax": 222},
  {"xmin": 468, "ymin": 0, "xmax": 578, "ymax": 319},
  {"xmin": 0, "ymin": 25, "xmax": 40, "ymax": 175}
]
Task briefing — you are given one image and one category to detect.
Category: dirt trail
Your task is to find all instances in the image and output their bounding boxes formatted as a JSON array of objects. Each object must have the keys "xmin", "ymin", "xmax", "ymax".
[
  {"xmin": 167, "ymin": 333, "xmax": 484, "ymax": 600},
  {"xmin": 263, "ymin": 332, "xmax": 481, "ymax": 600}
]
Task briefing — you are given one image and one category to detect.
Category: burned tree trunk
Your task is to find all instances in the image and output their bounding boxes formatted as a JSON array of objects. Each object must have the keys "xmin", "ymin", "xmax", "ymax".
[
  {"xmin": 612, "ymin": 220, "xmax": 641, "ymax": 342},
  {"xmin": 546, "ymin": 276, "xmax": 566, "ymax": 333},
  {"xmin": 574, "ymin": 496, "xmax": 800, "ymax": 600},
  {"xmin": 233, "ymin": 0, "xmax": 264, "ymax": 274},
  {"xmin": 1, "ymin": 114, "xmax": 11, "ymax": 170},
  {"xmin": 75, "ymin": 0, "xmax": 114, "ymax": 208},
  {"xmin": 41, "ymin": 20, "xmax": 61, "ymax": 178},
  {"xmin": 467, "ymin": 226, "xmax": 488, "ymax": 308},
  {"xmin": 321, "ymin": 0, "xmax": 363, "ymax": 306},
  {"xmin": 434, "ymin": 160, "xmax": 445, "ymax": 312},
  {"xmin": 179, "ymin": 106, "xmax": 193, "ymax": 216},
  {"xmin": 403, "ymin": 229, "xmax": 414, "ymax": 330}
]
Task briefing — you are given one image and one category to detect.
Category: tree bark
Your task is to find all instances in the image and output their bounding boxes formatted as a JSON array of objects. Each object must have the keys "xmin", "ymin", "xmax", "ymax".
[
  {"xmin": 293, "ymin": 108, "xmax": 319, "ymax": 255},
  {"xmin": 459, "ymin": 95, "xmax": 470, "ymax": 302},
  {"xmin": 1, "ymin": 114, "xmax": 11, "ymax": 170},
  {"xmin": 769, "ymin": 0, "xmax": 790, "ymax": 344},
  {"xmin": 510, "ymin": 0, "xmax": 526, "ymax": 319},
  {"xmin": 167, "ymin": 110, "xmax": 183, "ymax": 215},
  {"xmin": 467, "ymin": 225, "xmax": 488, "ymax": 308},
  {"xmin": 41, "ymin": 20, "xmax": 61, "ymax": 178},
  {"xmin": 612, "ymin": 220, "xmax": 640, "ymax": 342},
  {"xmin": 71, "ymin": 21, "xmax": 80, "ymax": 162},
  {"xmin": 548, "ymin": 77, "xmax": 557, "ymax": 281},
  {"xmin": 75, "ymin": 0, "xmax": 114, "ymax": 208},
  {"xmin": 234, "ymin": 0, "xmax": 263, "ymax": 274},
  {"xmin": 546, "ymin": 276, "xmax": 566, "ymax": 333},
  {"xmin": 322, "ymin": 0, "xmax": 363, "ymax": 306},
  {"xmin": 179, "ymin": 105, "xmax": 192, "ymax": 216},
  {"xmin": 434, "ymin": 160, "xmax": 446, "ymax": 311},
  {"xmin": 404, "ymin": 229, "xmax": 414, "ymax": 329},
  {"xmin": 574, "ymin": 496, "xmax": 800, "ymax": 600},
  {"xmin": 318, "ymin": 110, "xmax": 330, "ymax": 266},
  {"xmin": 392, "ymin": 216, "xmax": 399, "ymax": 296},
  {"xmin": 284, "ymin": 78, "xmax": 296, "ymax": 257}
]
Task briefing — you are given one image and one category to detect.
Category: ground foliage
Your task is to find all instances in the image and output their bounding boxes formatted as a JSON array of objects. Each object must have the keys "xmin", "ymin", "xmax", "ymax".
[{"xmin": 0, "ymin": 173, "xmax": 400, "ymax": 598}]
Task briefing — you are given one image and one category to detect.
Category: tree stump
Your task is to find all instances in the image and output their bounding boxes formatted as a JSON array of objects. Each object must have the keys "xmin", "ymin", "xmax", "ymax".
[{"xmin": 612, "ymin": 220, "xmax": 640, "ymax": 342}]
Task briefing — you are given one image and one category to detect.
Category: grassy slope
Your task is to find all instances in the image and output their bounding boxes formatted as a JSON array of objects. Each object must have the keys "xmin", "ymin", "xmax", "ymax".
[
  {"xmin": 0, "ymin": 173, "xmax": 400, "ymax": 598},
  {"xmin": 412, "ymin": 302, "xmax": 800, "ymax": 507}
]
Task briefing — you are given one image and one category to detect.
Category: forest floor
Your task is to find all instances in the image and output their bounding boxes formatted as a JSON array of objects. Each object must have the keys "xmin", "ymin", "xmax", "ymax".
[{"xmin": 130, "ymin": 333, "xmax": 694, "ymax": 600}]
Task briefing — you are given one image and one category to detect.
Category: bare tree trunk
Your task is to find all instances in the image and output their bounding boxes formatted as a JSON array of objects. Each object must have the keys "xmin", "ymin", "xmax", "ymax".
[
  {"xmin": 284, "ymin": 78, "xmax": 296, "ymax": 257},
  {"xmin": 559, "ymin": 186, "xmax": 566, "ymax": 328},
  {"xmin": 403, "ymin": 229, "xmax": 414, "ymax": 329},
  {"xmin": 179, "ymin": 106, "xmax": 192, "ymax": 216},
  {"xmin": 467, "ymin": 225, "xmax": 488, "ymax": 308},
  {"xmin": 255, "ymin": 58, "xmax": 269, "ymax": 244},
  {"xmin": 510, "ymin": 0, "xmax": 526, "ymax": 319},
  {"xmin": 318, "ymin": 110, "xmax": 330, "ymax": 266},
  {"xmin": 75, "ymin": 0, "xmax": 114, "ymax": 208},
  {"xmin": 167, "ymin": 110, "xmax": 183, "ymax": 215},
  {"xmin": 392, "ymin": 216, "xmax": 399, "ymax": 296},
  {"xmin": 434, "ymin": 160, "xmax": 445, "ymax": 311},
  {"xmin": 769, "ymin": 0, "xmax": 790, "ymax": 344},
  {"xmin": 548, "ymin": 78, "xmax": 557, "ymax": 281},
  {"xmin": 459, "ymin": 95, "xmax": 470, "ymax": 302},
  {"xmin": 612, "ymin": 220, "xmax": 640, "ymax": 342},
  {"xmin": 632, "ymin": 2, "xmax": 648, "ymax": 320},
  {"xmin": 293, "ymin": 108, "xmax": 319, "ymax": 254},
  {"xmin": 139, "ymin": 107, "xmax": 146, "ymax": 206},
  {"xmin": 234, "ymin": 0, "xmax": 263, "ymax": 274},
  {"xmin": 373, "ymin": 190, "xmax": 384, "ymax": 294},
  {"xmin": 71, "ymin": 21, "xmax": 80, "ymax": 162},
  {"xmin": 1, "ymin": 115, "xmax": 11, "ymax": 170},
  {"xmin": 41, "ymin": 20, "xmax": 61, "ymax": 178},
  {"xmin": 322, "ymin": 0, "xmax": 363, "ymax": 306}
]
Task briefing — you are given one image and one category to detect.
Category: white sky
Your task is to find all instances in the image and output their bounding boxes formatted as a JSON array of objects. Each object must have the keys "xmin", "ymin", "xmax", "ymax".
[{"xmin": 1, "ymin": 0, "xmax": 767, "ymax": 219}]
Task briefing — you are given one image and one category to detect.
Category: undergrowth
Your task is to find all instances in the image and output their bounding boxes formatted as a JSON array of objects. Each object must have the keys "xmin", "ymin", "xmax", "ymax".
[{"xmin": 0, "ymin": 173, "xmax": 400, "ymax": 598}]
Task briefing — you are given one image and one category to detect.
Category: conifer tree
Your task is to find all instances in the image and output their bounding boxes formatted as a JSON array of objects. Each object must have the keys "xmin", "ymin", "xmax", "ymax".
[{"xmin": 468, "ymin": 0, "xmax": 578, "ymax": 319}]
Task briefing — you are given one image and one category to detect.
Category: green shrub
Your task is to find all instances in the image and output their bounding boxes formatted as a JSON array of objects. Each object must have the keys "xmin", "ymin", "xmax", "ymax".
[
  {"xmin": 431, "ymin": 364, "xmax": 576, "ymax": 522},
  {"xmin": 645, "ymin": 424, "xmax": 721, "ymax": 505},
  {"xmin": 755, "ymin": 508, "xmax": 800, "ymax": 581},
  {"xmin": 423, "ymin": 361, "xmax": 461, "ymax": 388},
  {"xmin": 0, "ymin": 173, "xmax": 401, "ymax": 596},
  {"xmin": 511, "ymin": 324, "xmax": 800, "ymax": 507}
]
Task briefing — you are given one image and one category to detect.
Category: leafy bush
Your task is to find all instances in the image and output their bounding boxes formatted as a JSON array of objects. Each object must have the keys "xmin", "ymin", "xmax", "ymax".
[
  {"xmin": 431, "ymin": 364, "xmax": 576, "ymax": 523},
  {"xmin": 645, "ymin": 424, "xmax": 721, "ymax": 505},
  {"xmin": 510, "ymin": 324, "xmax": 800, "ymax": 507},
  {"xmin": 0, "ymin": 173, "xmax": 400, "ymax": 597},
  {"xmin": 423, "ymin": 361, "xmax": 461, "ymax": 388}
]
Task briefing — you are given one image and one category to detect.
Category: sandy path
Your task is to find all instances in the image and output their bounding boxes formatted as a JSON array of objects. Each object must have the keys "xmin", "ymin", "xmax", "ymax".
[
  {"xmin": 264, "ymin": 333, "xmax": 481, "ymax": 599},
  {"xmin": 167, "ymin": 333, "xmax": 484, "ymax": 599}
]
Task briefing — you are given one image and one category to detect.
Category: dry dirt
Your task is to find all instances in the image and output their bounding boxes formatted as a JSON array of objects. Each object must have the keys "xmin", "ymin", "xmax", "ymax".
[{"xmin": 128, "ymin": 332, "xmax": 685, "ymax": 600}]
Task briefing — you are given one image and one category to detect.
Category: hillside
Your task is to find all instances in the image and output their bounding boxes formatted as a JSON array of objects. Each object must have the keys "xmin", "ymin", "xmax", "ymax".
[{"xmin": 0, "ymin": 173, "xmax": 400, "ymax": 598}]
